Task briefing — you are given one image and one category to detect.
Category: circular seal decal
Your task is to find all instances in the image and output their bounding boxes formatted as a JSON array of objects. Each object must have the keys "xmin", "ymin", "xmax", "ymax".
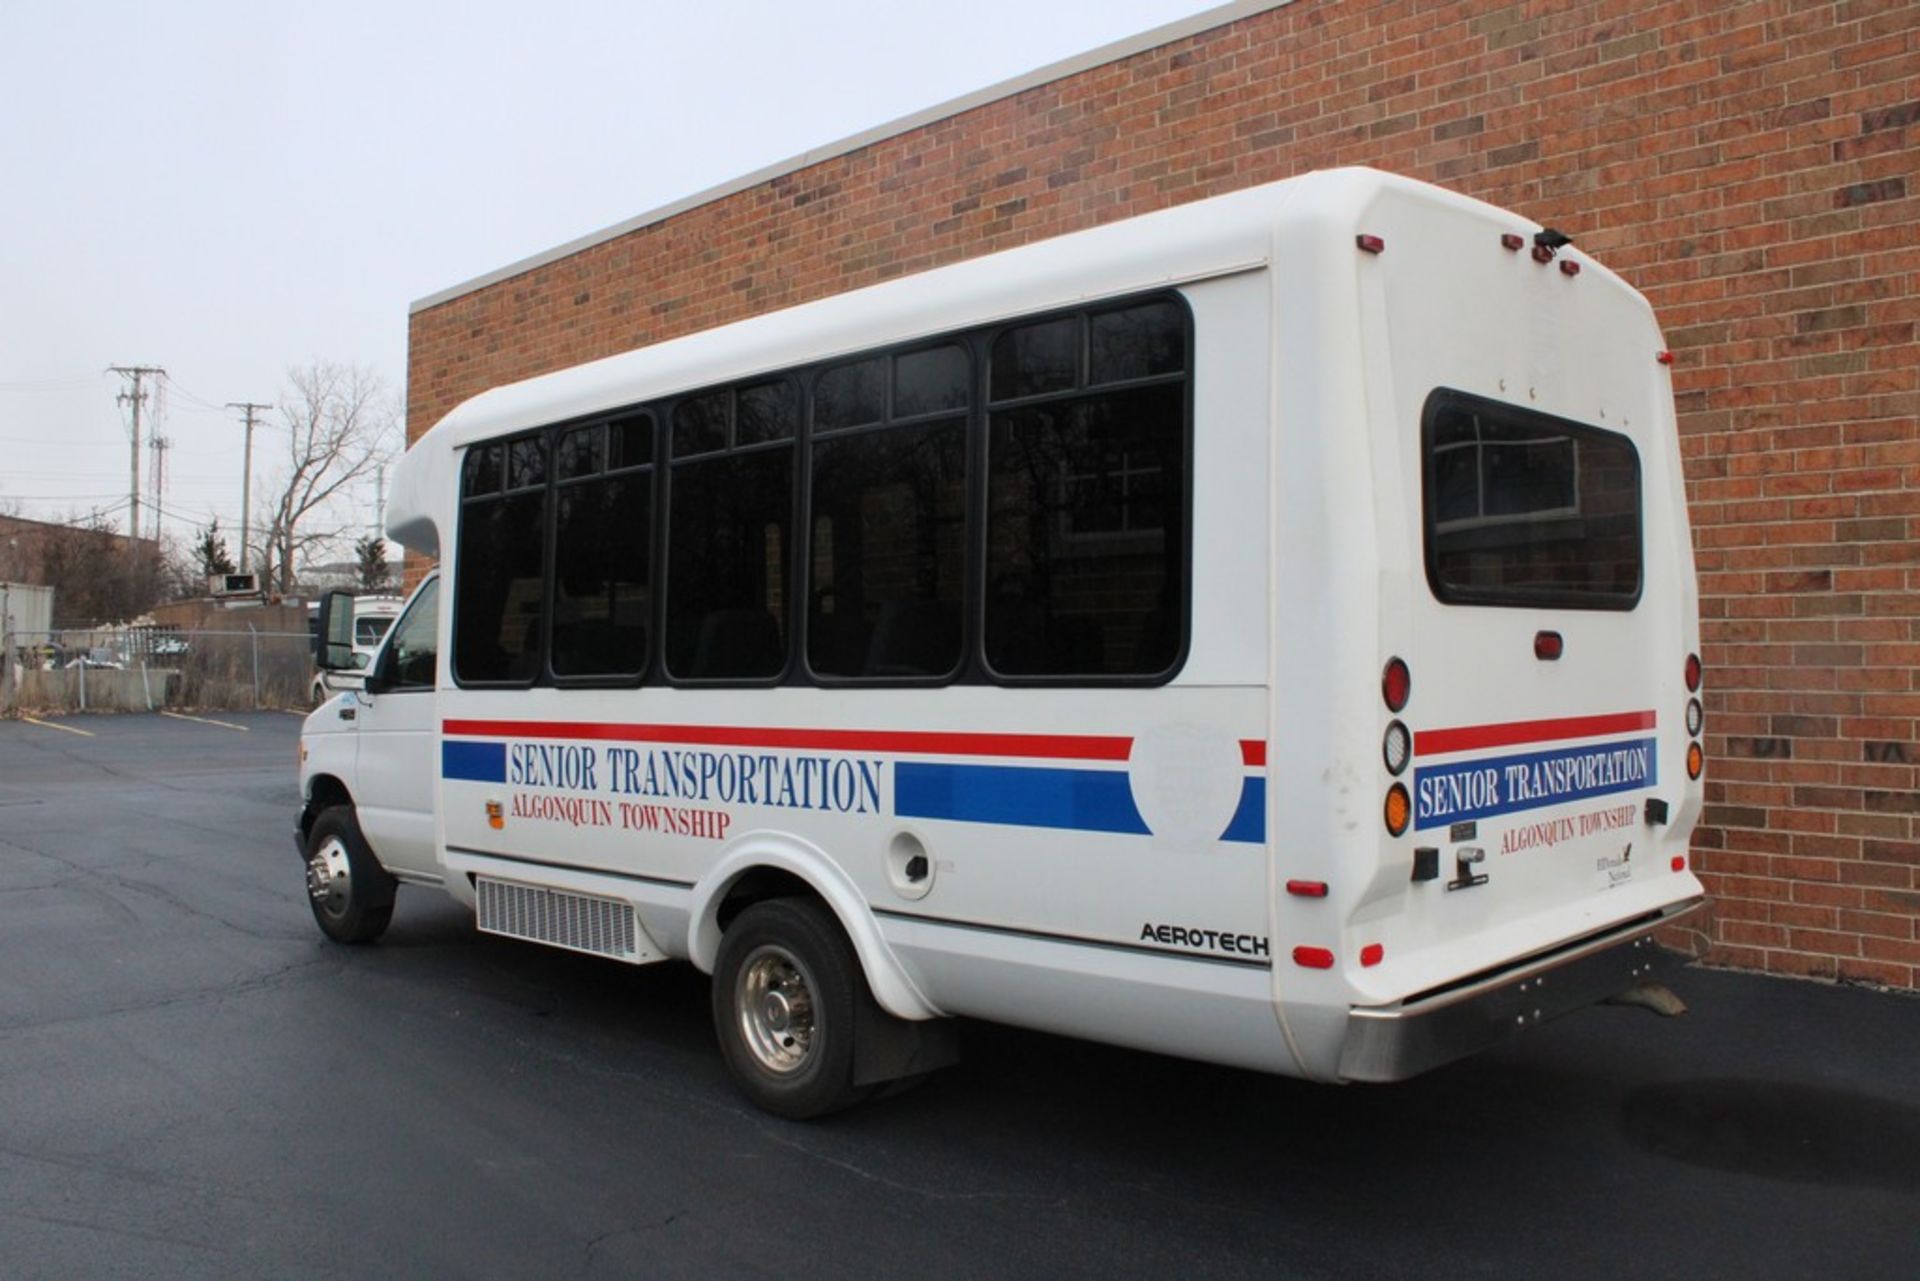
[{"xmin": 1127, "ymin": 724, "xmax": 1245, "ymax": 847}]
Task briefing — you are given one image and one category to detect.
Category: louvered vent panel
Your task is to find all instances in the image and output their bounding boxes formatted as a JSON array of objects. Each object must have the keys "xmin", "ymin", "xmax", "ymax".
[{"xmin": 475, "ymin": 877, "xmax": 639, "ymax": 961}]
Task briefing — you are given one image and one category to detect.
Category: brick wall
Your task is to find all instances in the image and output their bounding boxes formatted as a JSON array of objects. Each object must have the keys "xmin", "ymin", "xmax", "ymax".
[{"xmin": 408, "ymin": 0, "xmax": 1920, "ymax": 988}]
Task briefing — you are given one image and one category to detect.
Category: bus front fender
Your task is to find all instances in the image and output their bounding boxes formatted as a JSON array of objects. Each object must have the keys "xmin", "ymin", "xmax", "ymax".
[{"xmin": 687, "ymin": 837, "xmax": 945, "ymax": 1022}]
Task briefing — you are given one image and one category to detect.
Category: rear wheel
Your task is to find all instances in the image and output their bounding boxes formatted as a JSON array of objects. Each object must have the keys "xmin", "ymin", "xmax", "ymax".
[
  {"xmin": 304, "ymin": 807, "xmax": 396, "ymax": 944},
  {"xmin": 712, "ymin": 898, "xmax": 867, "ymax": 1119}
]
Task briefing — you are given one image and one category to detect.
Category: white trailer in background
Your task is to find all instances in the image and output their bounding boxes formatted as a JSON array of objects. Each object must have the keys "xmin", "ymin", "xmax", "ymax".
[{"xmin": 1, "ymin": 582, "xmax": 53, "ymax": 640}]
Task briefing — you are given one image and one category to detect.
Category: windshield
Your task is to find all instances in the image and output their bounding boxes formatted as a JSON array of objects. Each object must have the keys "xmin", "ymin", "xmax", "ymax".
[{"xmin": 355, "ymin": 616, "xmax": 396, "ymax": 647}]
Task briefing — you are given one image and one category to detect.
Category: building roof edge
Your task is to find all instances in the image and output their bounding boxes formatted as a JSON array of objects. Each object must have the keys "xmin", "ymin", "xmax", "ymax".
[{"xmin": 408, "ymin": 1, "xmax": 1292, "ymax": 315}]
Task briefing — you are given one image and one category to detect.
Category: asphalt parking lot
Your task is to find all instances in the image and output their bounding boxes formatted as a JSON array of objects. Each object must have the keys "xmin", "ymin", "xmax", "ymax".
[{"xmin": 1, "ymin": 710, "xmax": 1916, "ymax": 1279}]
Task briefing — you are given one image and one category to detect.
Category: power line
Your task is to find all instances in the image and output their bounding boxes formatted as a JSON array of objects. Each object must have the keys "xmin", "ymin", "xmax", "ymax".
[
  {"xmin": 163, "ymin": 378, "xmax": 230, "ymax": 413},
  {"xmin": 0, "ymin": 374, "xmax": 109, "ymax": 392}
]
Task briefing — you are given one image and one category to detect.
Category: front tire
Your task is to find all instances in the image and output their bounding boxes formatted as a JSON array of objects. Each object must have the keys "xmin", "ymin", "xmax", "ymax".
[
  {"xmin": 712, "ymin": 898, "xmax": 868, "ymax": 1119},
  {"xmin": 304, "ymin": 807, "xmax": 396, "ymax": 944}
]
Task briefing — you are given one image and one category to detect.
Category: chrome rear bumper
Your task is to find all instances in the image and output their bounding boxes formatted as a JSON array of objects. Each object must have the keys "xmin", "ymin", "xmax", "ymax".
[{"xmin": 1337, "ymin": 898, "xmax": 1705, "ymax": 1083}]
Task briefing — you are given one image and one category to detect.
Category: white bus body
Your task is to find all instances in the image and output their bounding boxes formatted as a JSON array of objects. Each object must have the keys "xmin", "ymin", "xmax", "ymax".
[{"xmin": 301, "ymin": 168, "xmax": 1704, "ymax": 1115}]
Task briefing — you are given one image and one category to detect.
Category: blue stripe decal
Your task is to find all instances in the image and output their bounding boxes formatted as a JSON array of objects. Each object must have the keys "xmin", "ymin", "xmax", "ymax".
[
  {"xmin": 442, "ymin": 740, "xmax": 506, "ymax": 783},
  {"xmin": 896, "ymin": 762, "xmax": 1150, "ymax": 836},
  {"xmin": 1221, "ymin": 777, "xmax": 1265, "ymax": 844},
  {"xmin": 1413, "ymin": 737, "xmax": 1657, "ymax": 831},
  {"xmin": 897, "ymin": 762, "xmax": 1266, "ymax": 844}
]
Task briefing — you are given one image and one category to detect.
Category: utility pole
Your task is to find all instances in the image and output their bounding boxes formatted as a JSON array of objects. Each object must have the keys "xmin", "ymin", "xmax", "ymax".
[
  {"xmin": 226, "ymin": 401, "xmax": 271, "ymax": 576},
  {"xmin": 149, "ymin": 435, "xmax": 169, "ymax": 541},
  {"xmin": 110, "ymin": 365, "xmax": 165, "ymax": 557}
]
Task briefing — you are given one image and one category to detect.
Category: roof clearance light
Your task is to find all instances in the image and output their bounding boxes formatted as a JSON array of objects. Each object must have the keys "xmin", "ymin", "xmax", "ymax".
[
  {"xmin": 1356, "ymin": 234, "xmax": 1386, "ymax": 254},
  {"xmin": 1532, "ymin": 244, "xmax": 1556, "ymax": 264},
  {"xmin": 1292, "ymin": 946, "xmax": 1336, "ymax": 969},
  {"xmin": 1535, "ymin": 631, "xmax": 1564, "ymax": 661},
  {"xmin": 1501, "ymin": 233, "xmax": 1525, "ymax": 251},
  {"xmin": 1382, "ymin": 657, "xmax": 1411, "ymax": 712},
  {"xmin": 1685, "ymin": 653, "xmax": 1702, "ymax": 692},
  {"xmin": 1686, "ymin": 742, "xmax": 1704, "ymax": 780},
  {"xmin": 1385, "ymin": 783, "xmax": 1412, "ymax": 837},
  {"xmin": 1560, "ymin": 259, "xmax": 1581, "ymax": 277},
  {"xmin": 1657, "ymin": 350, "xmax": 1676, "ymax": 365},
  {"xmin": 1383, "ymin": 720, "xmax": 1412, "ymax": 776}
]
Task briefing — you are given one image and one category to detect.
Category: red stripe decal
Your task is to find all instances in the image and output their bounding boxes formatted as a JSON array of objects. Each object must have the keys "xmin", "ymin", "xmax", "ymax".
[
  {"xmin": 1416, "ymin": 710, "xmax": 1656, "ymax": 757},
  {"xmin": 442, "ymin": 719, "xmax": 1134, "ymax": 762},
  {"xmin": 445, "ymin": 719, "xmax": 1269, "ymax": 768}
]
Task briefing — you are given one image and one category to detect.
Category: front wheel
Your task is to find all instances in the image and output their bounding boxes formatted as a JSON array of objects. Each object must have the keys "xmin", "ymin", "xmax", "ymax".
[
  {"xmin": 712, "ymin": 898, "xmax": 868, "ymax": 1119},
  {"xmin": 304, "ymin": 807, "xmax": 396, "ymax": 944}
]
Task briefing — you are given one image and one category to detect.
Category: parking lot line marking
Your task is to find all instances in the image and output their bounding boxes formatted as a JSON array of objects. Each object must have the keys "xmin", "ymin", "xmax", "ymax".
[
  {"xmin": 22, "ymin": 716, "xmax": 93, "ymax": 737},
  {"xmin": 160, "ymin": 711, "xmax": 249, "ymax": 732}
]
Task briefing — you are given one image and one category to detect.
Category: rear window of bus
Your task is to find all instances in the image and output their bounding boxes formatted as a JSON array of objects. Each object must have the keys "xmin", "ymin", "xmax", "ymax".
[{"xmin": 1421, "ymin": 390, "xmax": 1642, "ymax": 610}]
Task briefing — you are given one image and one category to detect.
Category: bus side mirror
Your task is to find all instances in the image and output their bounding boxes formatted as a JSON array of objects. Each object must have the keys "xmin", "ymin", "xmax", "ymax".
[{"xmin": 316, "ymin": 590, "xmax": 357, "ymax": 671}]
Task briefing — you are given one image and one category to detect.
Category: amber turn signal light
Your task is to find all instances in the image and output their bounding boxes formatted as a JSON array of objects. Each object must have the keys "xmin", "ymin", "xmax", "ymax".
[{"xmin": 1384, "ymin": 783, "xmax": 1412, "ymax": 837}]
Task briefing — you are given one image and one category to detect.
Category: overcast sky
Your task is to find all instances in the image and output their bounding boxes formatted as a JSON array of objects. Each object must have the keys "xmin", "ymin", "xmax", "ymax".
[{"xmin": 0, "ymin": 0, "xmax": 1215, "ymax": 557}]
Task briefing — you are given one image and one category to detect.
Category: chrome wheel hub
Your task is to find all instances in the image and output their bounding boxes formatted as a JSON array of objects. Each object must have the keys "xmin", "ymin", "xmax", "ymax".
[
  {"xmin": 306, "ymin": 836, "xmax": 352, "ymax": 918},
  {"xmin": 737, "ymin": 946, "xmax": 815, "ymax": 1075}
]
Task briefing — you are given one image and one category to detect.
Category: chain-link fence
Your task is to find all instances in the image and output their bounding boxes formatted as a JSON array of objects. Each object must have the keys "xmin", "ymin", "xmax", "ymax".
[{"xmin": 1, "ymin": 625, "xmax": 318, "ymax": 713}]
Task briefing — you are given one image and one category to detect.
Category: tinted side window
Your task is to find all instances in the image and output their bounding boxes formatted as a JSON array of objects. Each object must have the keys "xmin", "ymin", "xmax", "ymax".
[
  {"xmin": 1423, "ymin": 391, "xmax": 1642, "ymax": 608},
  {"xmin": 808, "ymin": 346, "xmax": 971, "ymax": 680},
  {"xmin": 666, "ymin": 384, "xmax": 795, "ymax": 680},
  {"xmin": 382, "ymin": 579, "xmax": 440, "ymax": 689},
  {"xmin": 990, "ymin": 317, "xmax": 1077, "ymax": 400},
  {"xmin": 455, "ymin": 433, "xmax": 547, "ymax": 684},
  {"xmin": 551, "ymin": 415, "xmax": 653, "ymax": 679},
  {"xmin": 985, "ymin": 299, "xmax": 1188, "ymax": 678}
]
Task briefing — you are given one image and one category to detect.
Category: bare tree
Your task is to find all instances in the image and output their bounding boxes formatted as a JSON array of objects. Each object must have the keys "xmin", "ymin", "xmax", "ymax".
[{"xmin": 258, "ymin": 362, "xmax": 397, "ymax": 595}]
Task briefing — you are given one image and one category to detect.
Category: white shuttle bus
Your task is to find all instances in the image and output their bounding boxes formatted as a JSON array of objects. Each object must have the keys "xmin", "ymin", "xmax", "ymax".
[{"xmin": 302, "ymin": 168, "xmax": 1706, "ymax": 1117}]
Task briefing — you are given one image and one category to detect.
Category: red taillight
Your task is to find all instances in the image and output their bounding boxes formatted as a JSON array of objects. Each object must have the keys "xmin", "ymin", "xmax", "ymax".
[
  {"xmin": 1286, "ymin": 880, "xmax": 1329, "ymax": 898},
  {"xmin": 1534, "ymin": 631, "xmax": 1563, "ymax": 661},
  {"xmin": 1685, "ymin": 653, "xmax": 1702, "ymax": 692},
  {"xmin": 1292, "ymin": 946, "xmax": 1335, "ymax": 969},
  {"xmin": 1360, "ymin": 943, "xmax": 1384, "ymax": 967},
  {"xmin": 1657, "ymin": 350, "xmax": 1675, "ymax": 365},
  {"xmin": 1356, "ymin": 234, "xmax": 1385, "ymax": 254},
  {"xmin": 1382, "ymin": 657, "xmax": 1411, "ymax": 712}
]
